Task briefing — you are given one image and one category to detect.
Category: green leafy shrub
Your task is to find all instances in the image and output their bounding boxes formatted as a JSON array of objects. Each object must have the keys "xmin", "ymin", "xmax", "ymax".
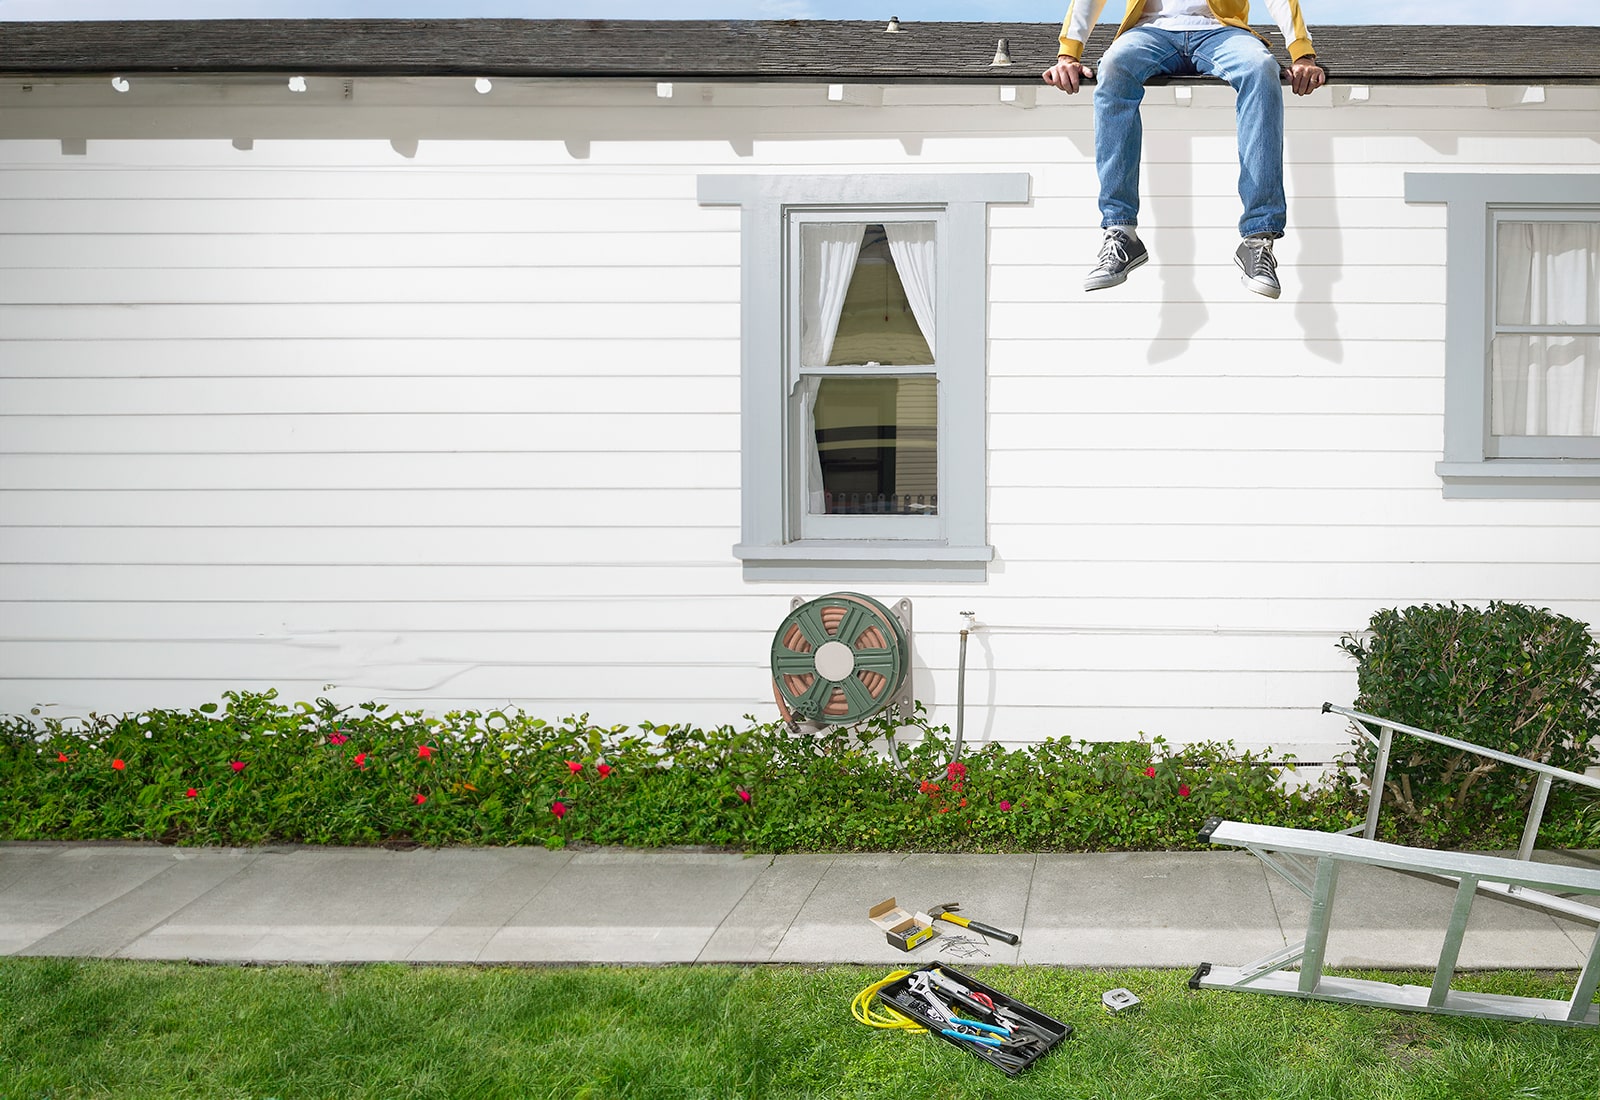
[
  {"xmin": 0, "ymin": 690, "xmax": 1360, "ymax": 852},
  {"xmin": 1338, "ymin": 602, "xmax": 1600, "ymax": 847}
]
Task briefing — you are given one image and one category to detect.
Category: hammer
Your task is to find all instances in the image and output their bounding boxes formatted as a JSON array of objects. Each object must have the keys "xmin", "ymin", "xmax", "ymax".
[{"xmin": 924, "ymin": 902, "xmax": 1020, "ymax": 945}]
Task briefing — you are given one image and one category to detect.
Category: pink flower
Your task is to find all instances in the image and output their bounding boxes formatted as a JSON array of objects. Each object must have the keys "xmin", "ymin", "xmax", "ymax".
[
  {"xmin": 1144, "ymin": 766, "xmax": 1156, "ymax": 778},
  {"xmin": 231, "ymin": 760, "xmax": 246, "ymax": 773},
  {"xmin": 567, "ymin": 760, "xmax": 583, "ymax": 775},
  {"xmin": 737, "ymin": 788, "xmax": 751, "ymax": 804},
  {"xmin": 596, "ymin": 763, "xmax": 612, "ymax": 778},
  {"xmin": 413, "ymin": 793, "xmax": 427, "ymax": 805},
  {"xmin": 946, "ymin": 761, "xmax": 967, "ymax": 781},
  {"xmin": 185, "ymin": 788, "xmax": 198, "ymax": 798},
  {"xmin": 354, "ymin": 753, "xmax": 368, "ymax": 769},
  {"xmin": 1178, "ymin": 783, "xmax": 1191, "ymax": 798},
  {"xmin": 552, "ymin": 800, "xmax": 568, "ymax": 819},
  {"xmin": 328, "ymin": 733, "xmax": 349, "ymax": 746},
  {"xmin": 999, "ymin": 800, "xmax": 1012, "ymax": 812},
  {"xmin": 112, "ymin": 759, "xmax": 126, "ymax": 771},
  {"xmin": 417, "ymin": 745, "xmax": 433, "ymax": 759}
]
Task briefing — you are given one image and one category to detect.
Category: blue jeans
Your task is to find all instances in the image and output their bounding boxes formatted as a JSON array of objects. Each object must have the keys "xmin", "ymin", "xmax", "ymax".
[{"xmin": 1095, "ymin": 25, "xmax": 1286, "ymax": 239}]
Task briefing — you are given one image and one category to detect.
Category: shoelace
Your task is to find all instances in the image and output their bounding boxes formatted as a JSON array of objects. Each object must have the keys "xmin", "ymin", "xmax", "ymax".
[
  {"xmin": 1241, "ymin": 238, "xmax": 1277, "ymax": 277},
  {"xmin": 1095, "ymin": 233, "xmax": 1132, "ymax": 269}
]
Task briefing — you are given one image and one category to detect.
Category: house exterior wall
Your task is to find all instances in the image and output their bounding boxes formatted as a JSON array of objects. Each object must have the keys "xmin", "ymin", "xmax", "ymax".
[{"xmin": 2, "ymin": 77, "xmax": 1598, "ymax": 764}]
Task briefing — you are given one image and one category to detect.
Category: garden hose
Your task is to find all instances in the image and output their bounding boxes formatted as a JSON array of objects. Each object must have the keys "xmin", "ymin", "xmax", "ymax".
[{"xmin": 850, "ymin": 970, "xmax": 926, "ymax": 1032}]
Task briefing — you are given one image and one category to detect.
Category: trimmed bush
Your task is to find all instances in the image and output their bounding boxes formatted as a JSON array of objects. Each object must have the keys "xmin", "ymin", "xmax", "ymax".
[
  {"xmin": 0, "ymin": 691, "xmax": 1361, "ymax": 852},
  {"xmin": 1338, "ymin": 602, "xmax": 1600, "ymax": 847}
]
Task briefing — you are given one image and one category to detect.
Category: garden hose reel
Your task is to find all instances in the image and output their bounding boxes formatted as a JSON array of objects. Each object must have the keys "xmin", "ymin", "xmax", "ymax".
[{"xmin": 770, "ymin": 593, "xmax": 914, "ymax": 729}]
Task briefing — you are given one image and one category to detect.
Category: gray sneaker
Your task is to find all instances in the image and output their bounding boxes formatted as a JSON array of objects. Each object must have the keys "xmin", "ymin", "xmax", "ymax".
[
  {"xmin": 1084, "ymin": 228, "xmax": 1148, "ymax": 291},
  {"xmin": 1235, "ymin": 236, "xmax": 1281, "ymax": 298}
]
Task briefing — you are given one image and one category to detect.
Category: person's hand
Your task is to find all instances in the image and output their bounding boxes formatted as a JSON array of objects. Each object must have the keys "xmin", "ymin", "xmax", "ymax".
[
  {"xmin": 1042, "ymin": 56, "xmax": 1093, "ymax": 93},
  {"xmin": 1286, "ymin": 56, "xmax": 1325, "ymax": 96}
]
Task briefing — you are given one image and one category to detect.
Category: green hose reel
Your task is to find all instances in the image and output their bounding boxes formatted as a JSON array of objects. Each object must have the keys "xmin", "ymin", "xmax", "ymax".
[{"xmin": 770, "ymin": 592, "xmax": 913, "ymax": 727}]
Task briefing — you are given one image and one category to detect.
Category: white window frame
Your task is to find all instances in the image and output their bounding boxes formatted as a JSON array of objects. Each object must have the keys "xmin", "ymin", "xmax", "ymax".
[
  {"xmin": 1407, "ymin": 172, "xmax": 1600, "ymax": 499},
  {"xmin": 698, "ymin": 173, "xmax": 1030, "ymax": 580}
]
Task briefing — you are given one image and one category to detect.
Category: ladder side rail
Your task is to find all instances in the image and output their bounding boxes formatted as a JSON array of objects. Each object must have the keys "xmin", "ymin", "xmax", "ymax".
[
  {"xmin": 1324, "ymin": 703, "xmax": 1600, "ymax": 792},
  {"xmin": 1206, "ymin": 821, "xmax": 1600, "ymax": 898}
]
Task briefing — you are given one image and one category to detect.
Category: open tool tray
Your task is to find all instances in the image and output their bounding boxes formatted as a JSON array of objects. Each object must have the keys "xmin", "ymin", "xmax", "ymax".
[{"xmin": 875, "ymin": 964, "xmax": 1072, "ymax": 1076}]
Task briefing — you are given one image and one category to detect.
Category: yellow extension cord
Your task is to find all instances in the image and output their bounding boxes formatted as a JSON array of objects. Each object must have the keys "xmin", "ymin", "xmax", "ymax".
[{"xmin": 850, "ymin": 969, "xmax": 927, "ymax": 1033}]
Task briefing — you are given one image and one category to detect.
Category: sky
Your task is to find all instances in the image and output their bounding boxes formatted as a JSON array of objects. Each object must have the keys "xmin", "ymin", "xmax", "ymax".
[{"xmin": 2, "ymin": 0, "xmax": 1598, "ymax": 23}]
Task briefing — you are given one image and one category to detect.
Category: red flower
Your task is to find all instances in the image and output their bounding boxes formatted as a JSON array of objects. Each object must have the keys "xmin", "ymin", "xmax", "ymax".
[
  {"xmin": 552, "ymin": 800, "xmax": 568, "ymax": 819},
  {"xmin": 567, "ymin": 760, "xmax": 583, "ymax": 774},
  {"xmin": 112, "ymin": 759, "xmax": 126, "ymax": 771},
  {"xmin": 328, "ymin": 733, "xmax": 349, "ymax": 746},
  {"xmin": 938, "ymin": 805, "xmax": 950, "ymax": 814},
  {"xmin": 417, "ymin": 745, "xmax": 433, "ymax": 759},
  {"xmin": 596, "ymin": 763, "xmax": 613, "ymax": 778},
  {"xmin": 946, "ymin": 761, "xmax": 967, "ymax": 781},
  {"xmin": 919, "ymin": 780, "xmax": 940, "ymax": 795},
  {"xmin": 999, "ymin": 800, "xmax": 1012, "ymax": 812},
  {"xmin": 56, "ymin": 752, "xmax": 70, "ymax": 763},
  {"xmin": 185, "ymin": 788, "xmax": 198, "ymax": 798},
  {"xmin": 959, "ymin": 798, "xmax": 968, "ymax": 807},
  {"xmin": 737, "ymin": 788, "xmax": 751, "ymax": 804},
  {"xmin": 230, "ymin": 760, "xmax": 246, "ymax": 773},
  {"xmin": 413, "ymin": 793, "xmax": 427, "ymax": 805},
  {"xmin": 354, "ymin": 753, "xmax": 368, "ymax": 769},
  {"xmin": 1144, "ymin": 766, "xmax": 1156, "ymax": 778},
  {"xmin": 1178, "ymin": 784, "xmax": 1191, "ymax": 798}
]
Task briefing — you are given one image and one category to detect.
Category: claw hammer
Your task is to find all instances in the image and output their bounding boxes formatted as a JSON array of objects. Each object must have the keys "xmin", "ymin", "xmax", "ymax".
[{"xmin": 924, "ymin": 902, "xmax": 1020, "ymax": 945}]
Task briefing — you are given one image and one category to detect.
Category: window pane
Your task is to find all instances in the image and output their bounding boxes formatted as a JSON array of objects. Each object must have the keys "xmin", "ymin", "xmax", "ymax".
[
  {"xmin": 1491, "ymin": 334, "xmax": 1600, "ymax": 437},
  {"xmin": 808, "ymin": 377, "xmax": 937, "ymax": 515},
  {"xmin": 1495, "ymin": 221, "xmax": 1600, "ymax": 326},
  {"xmin": 800, "ymin": 222, "xmax": 934, "ymax": 367}
]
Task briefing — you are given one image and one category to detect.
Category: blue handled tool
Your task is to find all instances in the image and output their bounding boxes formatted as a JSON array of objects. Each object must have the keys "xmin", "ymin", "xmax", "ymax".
[
  {"xmin": 949, "ymin": 1015, "xmax": 1011, "ymax": 1037},
  {"xmin": 941, "ymin": 1028, "xmax": 1005, "ymax": 1049}
]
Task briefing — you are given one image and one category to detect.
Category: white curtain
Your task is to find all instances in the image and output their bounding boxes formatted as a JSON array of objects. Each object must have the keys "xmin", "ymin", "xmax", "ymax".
[
  {"xmin": 1493, "ymin": 221, "xmax": 1600, "ymax": 436},
  {"xmin": 798, "ymin": 377, "xmax": 827, "ymax": 514},
  {"xmin": 801, "ymin": 224, "xmax": 865, "ymax": 367},
  {"xmin": 884, "ymin": 222, "xmax": 937, "ymax": 357}
]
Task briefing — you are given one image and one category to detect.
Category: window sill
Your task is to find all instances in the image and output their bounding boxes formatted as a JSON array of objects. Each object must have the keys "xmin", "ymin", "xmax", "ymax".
[
  {"xmin": 1437, "ymin": 460, "xmax": 1600, "ymax": 499},
  {"xmin": 733, "ymin": 540, "xmax": 993, "ymax": 582}
]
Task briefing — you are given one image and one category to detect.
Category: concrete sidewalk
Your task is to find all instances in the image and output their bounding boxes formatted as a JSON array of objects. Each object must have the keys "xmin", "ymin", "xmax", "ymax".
[{"xmin": 2, "ymin": 842, "xmax": 1596, "ymax": 970}]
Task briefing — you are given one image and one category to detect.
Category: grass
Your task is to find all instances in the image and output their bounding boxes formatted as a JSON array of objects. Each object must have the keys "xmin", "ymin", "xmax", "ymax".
[{"xmin": 1, "ymin": 960, "xmax": 1595, "ymax": 1099}]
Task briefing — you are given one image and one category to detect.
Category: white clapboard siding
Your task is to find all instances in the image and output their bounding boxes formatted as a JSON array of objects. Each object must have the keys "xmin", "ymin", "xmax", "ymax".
[
  {"xmin": 2, "ymin": 82, "xmax": 1599, "ymax": 764},
  {"xmin": 0, "ymin": 414, "xmax": 740, "ymax": 454},
  {"xmin": 0, "ymin": 452, "xmax": 741, "ymax": 491},
  {"xmin": 0, "ymin": 231, "xmax": 741, "ymax": 270},
  {"xmin": 0, "ymin": 339, "xmax": 740, "ymax": 378}
]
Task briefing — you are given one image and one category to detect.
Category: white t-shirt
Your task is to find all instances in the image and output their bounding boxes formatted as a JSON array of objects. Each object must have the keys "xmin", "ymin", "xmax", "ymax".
[{"xmin": 1138, "ymin": 0, "xmax": 1224, "ymax": 31}]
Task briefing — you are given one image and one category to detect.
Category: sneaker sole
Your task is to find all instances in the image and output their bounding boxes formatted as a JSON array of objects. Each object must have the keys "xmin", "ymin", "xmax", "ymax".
[
  {"xmin": 1084, "ymin": 251, "xmax": 1147, "ymax": 292},
  {"xmin": 1236, "ymin": 261, "xmax": 1280, "ymax": 299}
]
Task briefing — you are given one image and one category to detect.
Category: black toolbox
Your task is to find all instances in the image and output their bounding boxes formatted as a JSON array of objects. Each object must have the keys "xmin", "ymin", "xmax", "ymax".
[{"xmin": 874, "ymin": 964, "xmax": 1072, "ymax": 1076}]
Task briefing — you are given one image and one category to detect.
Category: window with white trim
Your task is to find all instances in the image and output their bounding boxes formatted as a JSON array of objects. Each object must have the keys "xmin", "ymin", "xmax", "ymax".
[
  {"xmin": 698, "ymin": 173, "xmax": 1030, "ymax": 580},
  {"xmin": 1407, "ymin": 173, "xmax": 1600, "ymax": 498}
]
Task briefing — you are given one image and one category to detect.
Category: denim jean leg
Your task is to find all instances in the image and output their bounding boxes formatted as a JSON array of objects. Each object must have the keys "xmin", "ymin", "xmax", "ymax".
[
  {"xmin": 1192, "ymin": 27, "xmax": 1286, "ymax": 238},
  {"xmin": 1094, "ymin": 28, "xmax": 1184, "ymax": 229}
]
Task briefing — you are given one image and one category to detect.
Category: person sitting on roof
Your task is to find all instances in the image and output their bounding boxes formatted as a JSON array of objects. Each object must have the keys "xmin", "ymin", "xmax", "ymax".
[{"xmin": 1042, "ymin": 0, "xmax": 1326, "ymax": 299}]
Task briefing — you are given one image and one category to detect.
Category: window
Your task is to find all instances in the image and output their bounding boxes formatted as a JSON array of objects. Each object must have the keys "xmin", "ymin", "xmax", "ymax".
[
  {"xmin": 699, "ymin": 173, "xmax": 1030, "ymax": 580},
  {"xmin": 1407, "ymin": 173, "xmax": 1600, "ymax": 498}
]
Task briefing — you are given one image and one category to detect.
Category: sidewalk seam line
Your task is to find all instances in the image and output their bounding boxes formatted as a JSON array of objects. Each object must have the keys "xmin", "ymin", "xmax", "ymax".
[{"xmin": 692, "ymin": 852, "xmax": 779, "ymax": 964}]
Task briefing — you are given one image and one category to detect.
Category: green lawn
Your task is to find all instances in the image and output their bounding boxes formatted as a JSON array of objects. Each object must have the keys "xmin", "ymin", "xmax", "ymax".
[{"xmin": 1, "ymin": 960, "xmax": 1594, "ymax": 1099}]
